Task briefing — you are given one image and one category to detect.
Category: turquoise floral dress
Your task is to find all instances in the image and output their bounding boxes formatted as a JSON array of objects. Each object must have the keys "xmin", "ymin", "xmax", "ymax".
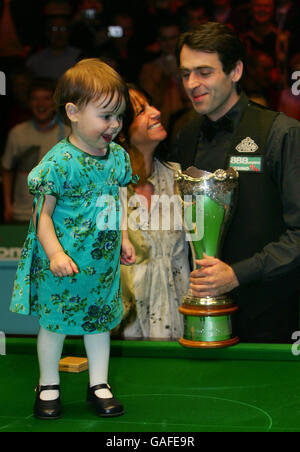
[{"xmin": 10, "ymin": 138, "xmax": 132, "ymax": 335}]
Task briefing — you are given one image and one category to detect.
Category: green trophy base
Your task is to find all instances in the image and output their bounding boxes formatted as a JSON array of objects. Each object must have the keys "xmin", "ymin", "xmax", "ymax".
[{"xmin": 179, "ymin": 297, "xmax": 239, "ymax": 349}]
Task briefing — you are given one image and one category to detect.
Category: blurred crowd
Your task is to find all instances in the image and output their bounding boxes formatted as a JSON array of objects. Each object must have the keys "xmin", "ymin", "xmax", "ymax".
[{"xmin": 0, "ymin": 0, "xmax": 299, "ymax": 223}]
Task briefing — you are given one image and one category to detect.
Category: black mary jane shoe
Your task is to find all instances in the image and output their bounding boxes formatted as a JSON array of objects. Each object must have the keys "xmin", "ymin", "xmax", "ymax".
[
  {"xmin": 87, "ymin": 384, "xmax": 124, "ymax": 417},
  {"xmin": 34, "ymin": 385, "xmax": 62, "ymax": 420}
]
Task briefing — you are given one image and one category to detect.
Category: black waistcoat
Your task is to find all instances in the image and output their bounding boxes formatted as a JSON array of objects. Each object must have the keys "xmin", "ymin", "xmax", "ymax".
[{"xmin": 221, "ymin": 104, "xmax": 282, "ymax": 263}]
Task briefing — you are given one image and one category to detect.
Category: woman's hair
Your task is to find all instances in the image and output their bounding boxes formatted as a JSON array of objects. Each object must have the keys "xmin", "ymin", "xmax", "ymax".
[
  {"xmin": 121, "ymin": 83, "xmax": 151, "ymax": 145},
  {"xmin": 176, "ymin": 22, "xmax": 246, "ymax": 75},
  {"xmin": 54, "ymin": 58, "xmax": 131, "ymax": 126},
  {"xmin": 118, "ymin": 83, "xmax": 167, "ymax": 159}
]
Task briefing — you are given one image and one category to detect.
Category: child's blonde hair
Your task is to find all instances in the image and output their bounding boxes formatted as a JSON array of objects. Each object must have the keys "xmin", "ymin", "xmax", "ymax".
[{"xmin": 54, "ymin": 58, "xmax": 131, "ymax": 126}]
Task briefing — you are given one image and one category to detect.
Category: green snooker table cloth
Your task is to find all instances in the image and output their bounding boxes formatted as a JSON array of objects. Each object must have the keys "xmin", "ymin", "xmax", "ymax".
[{"xmin": 1, "ymin": 338, "xmax": 300, "ymax": 432}]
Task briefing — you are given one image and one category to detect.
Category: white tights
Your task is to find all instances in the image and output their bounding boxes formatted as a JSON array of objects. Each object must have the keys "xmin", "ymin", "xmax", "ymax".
[{"xmin": 37, "ymin": 327, "xmax": 112, "ymax": 401}]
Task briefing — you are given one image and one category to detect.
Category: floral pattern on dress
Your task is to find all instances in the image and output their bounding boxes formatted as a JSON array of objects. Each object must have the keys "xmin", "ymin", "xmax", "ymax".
[{"xmin": 10, "ymin": 138, "xmax": 132, "ymax": 335}]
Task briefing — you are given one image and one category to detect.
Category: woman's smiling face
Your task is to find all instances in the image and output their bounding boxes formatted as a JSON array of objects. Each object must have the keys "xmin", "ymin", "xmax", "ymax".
[{"xmin": 129, "ymin": 90, "xmax": 167, "ymax": 149}]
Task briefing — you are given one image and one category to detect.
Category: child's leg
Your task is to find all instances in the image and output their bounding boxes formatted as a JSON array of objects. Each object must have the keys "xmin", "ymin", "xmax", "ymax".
[
  {"xmin": 37, "ymin": 326, "xmax": 66, "ymax": 401},
  {"xmin": 84, "ymin": 332, "xmax": 112, "ymax": 399}
]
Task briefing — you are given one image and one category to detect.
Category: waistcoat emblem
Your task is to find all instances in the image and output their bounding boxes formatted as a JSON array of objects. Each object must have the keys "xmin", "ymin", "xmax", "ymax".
[{"xmin": 235, "ymin": 137, "xmax": 259, "ymax": 153}]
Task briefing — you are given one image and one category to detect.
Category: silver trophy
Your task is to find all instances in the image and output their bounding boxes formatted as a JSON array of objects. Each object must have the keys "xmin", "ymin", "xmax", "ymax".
[{"xmin": 175, "ymin": 166, "xmax": 239, "ymax": 348}]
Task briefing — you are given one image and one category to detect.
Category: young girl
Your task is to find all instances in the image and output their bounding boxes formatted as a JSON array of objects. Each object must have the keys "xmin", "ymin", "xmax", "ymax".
[{"xmin": 10, "ymin": 59, "xmax": 135, "ymax": 420}]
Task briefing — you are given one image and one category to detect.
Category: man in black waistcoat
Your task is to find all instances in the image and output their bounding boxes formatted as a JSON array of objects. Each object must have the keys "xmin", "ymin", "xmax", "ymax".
[{"xmin": 171, "ymin": 22, "xmax": 300, "ymax": 343}]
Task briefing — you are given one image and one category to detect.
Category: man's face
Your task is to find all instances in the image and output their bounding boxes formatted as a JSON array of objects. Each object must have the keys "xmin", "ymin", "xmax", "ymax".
[
  {"xmin": 179, "ymin": 45, "xmax": 242, "ymax": 120},
  {"xmin": 49, "ymin": 17, "xmax": 70, "ymax": 50},
  {"xmin": 158, "ymin": 25, "xmax": 180, "ymax": 55},
  {"xmin": 29, "ymin": 89, "xmax": 55, "ymax": 125},
  {"xmin": 251, "ymin": 0, "xmax": 274, "ymax": 23}
]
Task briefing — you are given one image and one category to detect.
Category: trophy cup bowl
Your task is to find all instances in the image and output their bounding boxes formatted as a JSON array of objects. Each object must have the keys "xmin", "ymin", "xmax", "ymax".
[{"xmin": 175, "ymin": 166, "xmax": 239, "ymax": 349}]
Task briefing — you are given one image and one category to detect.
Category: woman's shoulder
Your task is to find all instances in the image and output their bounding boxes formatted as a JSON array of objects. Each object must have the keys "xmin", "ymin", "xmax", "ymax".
[{"xmin": 155, "ymin": 159, "xmax": 182, "ymax": 173}]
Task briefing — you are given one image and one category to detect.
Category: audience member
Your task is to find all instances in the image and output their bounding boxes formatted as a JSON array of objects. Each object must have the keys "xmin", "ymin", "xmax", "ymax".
[
  {"xmin": 134, "ymin": 0, "xmax": 181, "ymax": 51},
  {"xmin": 208, "ymin": 0, "xmax": 252, "ymax": 33},
  {"xmin": 178, "ymin": 0, "xmax": 208, "ymax": 32},
  {"xmin": 0, "ymin": 0, "xmax": 43, "ymax": 153},
  {"xmin": 275, "ymin": 0, "xmax": 300, "ymax": 57},
  {"xmin": 139, "ymin": 16, "xmax": 190, "ymax": 129},
  {"xmin": 275, "ymin": 0, "xmax": 299, "ymax": 32},
  {"xmin": 115, "ymin": 84, "xmax": 190, "ymax": 339},
  {"xmin": 1, "ymin": 78, "xmax": 69, "ymax": 223},
  {"xmin": 6, "ymin": 66, "xmax": 33, "ymax": 131},
  {"xmin": 209, "ymin": 0, "xmax": 234, "ymax": 25},
  {"xmin": 241, "ymin": 0, "xmax": 289, "ymax": 75},
  {"xmin": 26, "ymin": 15, "xmax": 81, "ymax": 80},
  {"xmin": 105, "ymin": 11, "xmax": 143, "ymax": 83},
  {"xmin": 242, "ymin": 50, "xmax": 283, "ymax": 109},
  {"xmin": 0, "ymin": 0, "xmax": 42, "ymax": 63},
  {"xmin": 69, "ymin": 0, "xmax": 108, "ymax": 56}
]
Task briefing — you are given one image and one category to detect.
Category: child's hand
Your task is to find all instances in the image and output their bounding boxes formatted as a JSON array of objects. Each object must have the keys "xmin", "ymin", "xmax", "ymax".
[
  {"xmin": 121, "ymin": 239, "xmax": 136, "ymax": 266},
  {"xmin": 50, "ymin": 251, "xmax": 79, "ymax": 277}
]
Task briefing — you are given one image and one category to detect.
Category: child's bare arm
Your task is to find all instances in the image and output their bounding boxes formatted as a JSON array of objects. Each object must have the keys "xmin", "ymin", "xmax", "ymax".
[{"xmin": 36, "ymin": 194, "xmax": 79, "ymax": 277}]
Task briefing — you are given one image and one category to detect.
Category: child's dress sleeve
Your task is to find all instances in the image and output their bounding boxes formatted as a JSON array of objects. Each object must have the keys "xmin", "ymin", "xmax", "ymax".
[
  {"xmin": 27, "ymin": 158, "xmax": 66, "ymax": 231},
  {"xmin": 28, "ymin": 158, "xmax": 65, "ymax": 198}
]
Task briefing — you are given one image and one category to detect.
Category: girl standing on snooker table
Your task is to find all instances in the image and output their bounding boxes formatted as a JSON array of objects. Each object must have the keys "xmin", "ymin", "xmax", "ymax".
[{"xmin": 10, "ymin": 59, "xmax": 136, "ymax": 420}]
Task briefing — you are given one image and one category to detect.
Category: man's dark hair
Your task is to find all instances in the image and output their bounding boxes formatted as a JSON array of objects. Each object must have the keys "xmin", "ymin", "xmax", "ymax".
[{"xmin": 176, "ymin": 22, "xmax": 246, "ymax": 74}]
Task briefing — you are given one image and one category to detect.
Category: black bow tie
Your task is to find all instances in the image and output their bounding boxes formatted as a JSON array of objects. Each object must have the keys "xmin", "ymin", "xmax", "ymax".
[{"xmin": 201, "ymin": 115, "xmax": 234, "ymax": 141}]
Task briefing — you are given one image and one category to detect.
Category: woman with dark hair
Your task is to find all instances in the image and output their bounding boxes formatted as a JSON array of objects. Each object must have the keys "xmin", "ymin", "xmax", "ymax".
[{"xmin": 116, "ymin": 84, "xmax": 190, "ymax": 340}]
